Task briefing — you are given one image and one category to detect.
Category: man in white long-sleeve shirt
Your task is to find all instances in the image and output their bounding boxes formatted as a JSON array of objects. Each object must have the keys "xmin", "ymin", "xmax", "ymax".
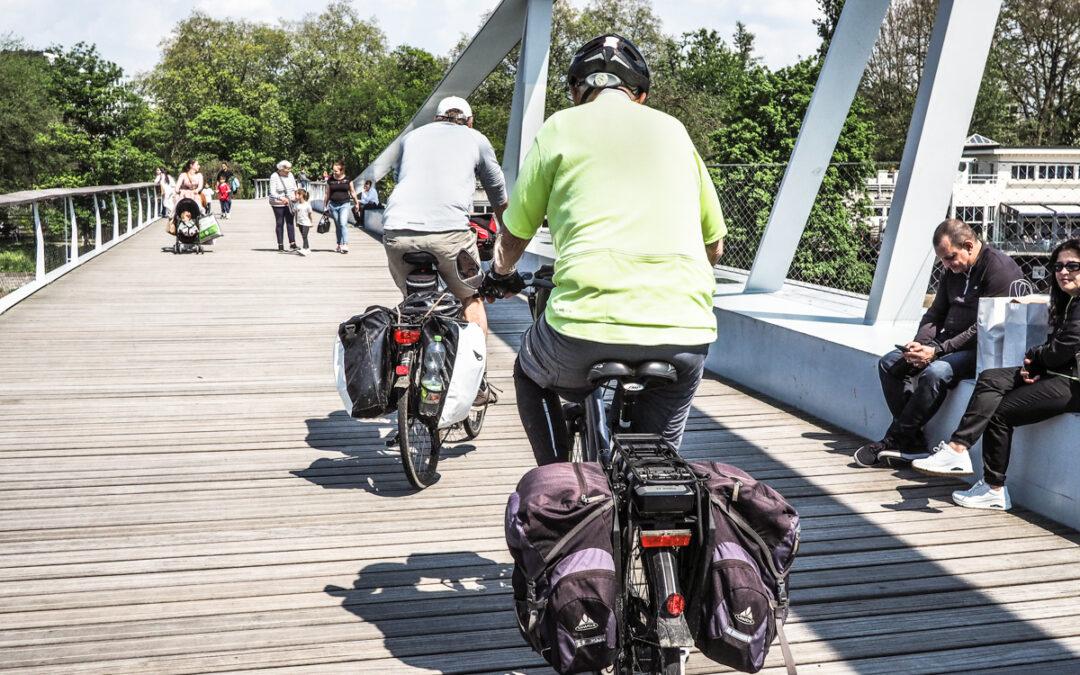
[{"xmin": 382, "ymin": 96, "xmax": 508, "ymax": 336}]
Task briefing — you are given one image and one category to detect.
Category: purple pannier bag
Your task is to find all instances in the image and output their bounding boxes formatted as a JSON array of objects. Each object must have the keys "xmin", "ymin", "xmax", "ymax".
[
  {"xmin": 689, "ymin": 461, "xmax": 800, "ymax": 674},
  {"xmin": 505, "ymin": 462, "xmax": 618, "ymax": 674}
]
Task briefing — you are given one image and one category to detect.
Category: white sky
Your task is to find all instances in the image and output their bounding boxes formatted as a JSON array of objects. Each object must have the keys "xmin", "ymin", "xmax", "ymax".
[{"xmin": 1, "ymin": 0, "xmax": 823, "ymax": 78}]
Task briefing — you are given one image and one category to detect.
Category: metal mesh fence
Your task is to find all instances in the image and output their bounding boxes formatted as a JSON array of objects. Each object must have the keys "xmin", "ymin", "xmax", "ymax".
[
  {"xmin": 710, "ymin": 161, "xmax": 1080, "ymax": 298},
  {"xmin": 709, "ymin": 162, "xmax": 891, "ymax": 295}
]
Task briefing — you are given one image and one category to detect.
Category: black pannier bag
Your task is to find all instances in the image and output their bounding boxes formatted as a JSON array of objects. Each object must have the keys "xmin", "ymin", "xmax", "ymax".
[
  {"xmin": 689, "ymin": 461, "xmax": 800, "ymax": 674},
  {"xmin": 335, "ymin": 306, "xmax": 395, "ymax": 418},
  {"xmin": 505, "ymin": 462, "xmax": 619, "ymax": 674}
]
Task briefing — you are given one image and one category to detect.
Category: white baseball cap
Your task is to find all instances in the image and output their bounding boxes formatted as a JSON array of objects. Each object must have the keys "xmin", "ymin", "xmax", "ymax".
[{"xmin": 436, "ymin": 96, "xmax": 472, "ymax": 119}]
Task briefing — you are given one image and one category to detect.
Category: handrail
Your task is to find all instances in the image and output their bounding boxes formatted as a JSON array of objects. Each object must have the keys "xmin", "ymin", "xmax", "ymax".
[
  {"xmin": 0, "ymin": 183, "xmax": 163, "ymax": 314},
  {"xmin": 251, "ymin": 178, "xmax": 327, "ymax": 203},
  {"xmin": 0, "ymin": 182, "xmax": 156, "ymax": 207}
]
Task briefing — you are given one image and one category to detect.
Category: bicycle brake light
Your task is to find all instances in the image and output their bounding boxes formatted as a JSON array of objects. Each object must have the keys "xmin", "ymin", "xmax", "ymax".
[
  {"xmin": 395, "ymin": 365, "xmax": 409, "ymax": 376},
  {"xmin": 639, "ymin": 529, "xmax": 692, "ymax": 548},
  {"xmin": 664, "ymin": 593, "xmax": 686, "ymax": 617},
  {"xmin": 394, "ymin": 328, "xmax": 421, "ymax": 345}
]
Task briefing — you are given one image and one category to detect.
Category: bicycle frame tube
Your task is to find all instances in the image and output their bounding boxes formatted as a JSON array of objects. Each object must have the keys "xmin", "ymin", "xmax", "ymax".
[{"xmin": 582, "ymin": 388, "xmax": 610, "ymax": 464}]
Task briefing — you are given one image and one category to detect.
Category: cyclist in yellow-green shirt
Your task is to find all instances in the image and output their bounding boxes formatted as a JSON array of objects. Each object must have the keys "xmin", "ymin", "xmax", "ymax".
[{"xmin": 482, "ymin": 34, "xmax": 726, "ymax": 466}]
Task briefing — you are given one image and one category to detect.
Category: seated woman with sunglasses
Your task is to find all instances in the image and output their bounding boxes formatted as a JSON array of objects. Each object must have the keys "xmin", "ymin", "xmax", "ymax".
[{"xmin": 912, "ymin": 239, "xmax": 1080, "ymax": 509}]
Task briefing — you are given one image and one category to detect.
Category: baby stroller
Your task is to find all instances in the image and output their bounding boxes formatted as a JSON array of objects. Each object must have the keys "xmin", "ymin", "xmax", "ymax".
[{"xmin": 171, "ymin": 198, "xmax": 204, "ymax": 254}]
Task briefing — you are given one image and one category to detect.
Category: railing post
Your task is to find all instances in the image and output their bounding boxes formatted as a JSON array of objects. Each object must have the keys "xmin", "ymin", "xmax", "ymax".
[
  {"xmin": 125, "ymin": 191, "xmax": 132, "ymax": 233},
  {"xmin": 33, "ymin": 201, "xmax": 44, "ymax": 281},
  {"xmin": 67, "ymin": 197, "xmax": 78, "ymax": 264},
  {"xmin": 93, "ymin": 195, "xmax": 102, "ymax": 249},
  {"xmin": 137, "ymin": 188, "xmax": 144, "ymax": 228},
  {"xmin": 111, "ymin": 193, "xmax": 119, "ymax": 240}
]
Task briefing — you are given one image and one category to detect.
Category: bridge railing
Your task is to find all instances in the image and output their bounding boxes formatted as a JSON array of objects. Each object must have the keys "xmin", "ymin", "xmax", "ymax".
[
  {"xmin": 252, "ymin": 179, "xmax": 326, "ymax": 203},
  {"xmin": 0, "ymin": 183, "xmax": 161, "ymax": 314}
]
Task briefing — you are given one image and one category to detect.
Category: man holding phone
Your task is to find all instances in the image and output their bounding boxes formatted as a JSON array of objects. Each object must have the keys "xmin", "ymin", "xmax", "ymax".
[{"xmin": 855, "ymin": 219, "xmax": 1023, "ymax": 467}]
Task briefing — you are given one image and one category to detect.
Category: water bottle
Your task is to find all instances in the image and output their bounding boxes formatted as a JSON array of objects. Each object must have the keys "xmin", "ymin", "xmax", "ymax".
[{"xmin": 419, "ymin": 335, "xmax": 446, "ymax": 417}]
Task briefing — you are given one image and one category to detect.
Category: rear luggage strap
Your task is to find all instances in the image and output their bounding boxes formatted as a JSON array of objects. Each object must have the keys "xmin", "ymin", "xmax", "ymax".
[{"xmin": 774, "ymin": 612, "xmax": 797, "ymax": 675}]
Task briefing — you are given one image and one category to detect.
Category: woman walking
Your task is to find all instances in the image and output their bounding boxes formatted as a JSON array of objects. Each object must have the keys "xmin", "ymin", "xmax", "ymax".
[
  {"xmin": 912, "ymin": 239, "xmax": 1080, "ymax": 510},
  {"xmin": 268, "ymin": 160, "xmax": 299, "ymax": 252},
  {"xmin": 155, "ymin": 168, "xmax": 176, "ymax": 218},
  {"xmin": 325, "ymin": 160, "xmax": 360, "ymax": 254},
  {"xmin": 177, "ymin": 160, "xmax": 204, "ymax": 204}
]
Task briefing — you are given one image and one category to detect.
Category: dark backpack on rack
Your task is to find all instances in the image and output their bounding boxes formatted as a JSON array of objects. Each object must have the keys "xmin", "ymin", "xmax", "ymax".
[
  {"xmin": 505, "ymin": 462, "xmax": 619, "ymax": 674},
  {"xmin": 689, "ymin": 461, "xmax": 800, "ymax": 674},
  {"xmin": 335, "ymin": 306, "xmax": 395, "ymax": 418}
]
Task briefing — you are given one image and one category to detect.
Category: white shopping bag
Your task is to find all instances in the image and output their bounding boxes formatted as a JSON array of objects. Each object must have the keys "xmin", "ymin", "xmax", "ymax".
[
  {"xmin": 976, "ymin": 297, "xmax": 1009, "ymax": 374},
  {"xmin": 1002, "ymin": 296, "xmax": 1050, "ymax": 368},
  {"xmin": 438, "ymin": 322, "xmax": 486, "ymax": 429}
]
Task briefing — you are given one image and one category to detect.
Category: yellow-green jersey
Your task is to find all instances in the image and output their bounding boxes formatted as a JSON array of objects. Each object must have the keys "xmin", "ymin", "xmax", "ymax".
[{"xmin": 503, "ymin": 90, "xmax": 726, "ymax": 346}]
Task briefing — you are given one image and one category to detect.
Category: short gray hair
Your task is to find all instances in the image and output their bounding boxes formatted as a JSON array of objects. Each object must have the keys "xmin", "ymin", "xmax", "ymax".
[{"xmin": 276, "ymin": 160, "xmax": 292, "ymax": 171}]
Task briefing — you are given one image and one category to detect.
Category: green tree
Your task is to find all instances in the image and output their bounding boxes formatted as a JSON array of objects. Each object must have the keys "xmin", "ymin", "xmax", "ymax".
[
  {"xmin": 0, "ymin": 36, "xmax": 59, "ymax": 191},
  {"xmin": 714, "ymin": 58, "xmax": 879, "ymax": 292}
]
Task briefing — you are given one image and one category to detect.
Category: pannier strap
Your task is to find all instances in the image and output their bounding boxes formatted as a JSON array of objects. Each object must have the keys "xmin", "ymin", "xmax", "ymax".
[
  {"xmin": 710, "ymin": 494, "xmax": 787, "ymax": 584},
  {"xmin": 535, "ymin": 498, "xmax": 613, "ymax": 575},
  {"xmin": 775, "ymin": 615, "xmax": 797, "ymax": 675}
]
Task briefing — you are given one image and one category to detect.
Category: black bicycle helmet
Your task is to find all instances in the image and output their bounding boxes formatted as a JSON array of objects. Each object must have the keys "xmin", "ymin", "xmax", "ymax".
[{"xmin": 567, "ymin": 33, "xmax": 650, "ymax": 102}]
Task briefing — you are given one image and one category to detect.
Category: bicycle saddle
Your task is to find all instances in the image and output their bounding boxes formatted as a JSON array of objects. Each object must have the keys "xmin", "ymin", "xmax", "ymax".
[
  {"xmin": 402, "ymin": 251, "xmax": 438, "ymax": 266},
  {"xmin": 586, "ymin": 360, "xmax": 678, "ymax": 386}
]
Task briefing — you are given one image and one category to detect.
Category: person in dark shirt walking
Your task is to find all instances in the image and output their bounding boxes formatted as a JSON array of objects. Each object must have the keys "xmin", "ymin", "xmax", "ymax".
[{"xmin": 855, "ymin": 219, "xmax": 1024, "ymax": 467}]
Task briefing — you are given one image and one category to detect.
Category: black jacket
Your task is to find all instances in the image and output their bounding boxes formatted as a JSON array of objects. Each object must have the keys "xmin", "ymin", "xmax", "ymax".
[
  {"xmin": 914, "ymin": 244, "xmax": 1024, "ymax": 354},
  {"xmin": 1028, "ymin": 295, "xmax": 1080, "ymax": 376}
]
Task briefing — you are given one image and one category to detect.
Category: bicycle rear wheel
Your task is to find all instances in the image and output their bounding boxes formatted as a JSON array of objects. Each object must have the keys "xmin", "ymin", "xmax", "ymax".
[
  {"xmin": 398, "ymin": 389, "xmax": 440, "ymax": 489},
  {"xmin": 461, "ymin": 401, "xmax": 487, "ymax": 439}
]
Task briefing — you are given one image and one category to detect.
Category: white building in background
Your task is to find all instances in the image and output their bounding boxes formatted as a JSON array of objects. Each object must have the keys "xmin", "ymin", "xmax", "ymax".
[{"xmin": 868, "ymin": 135, "xmax": 1080, "ymax": 282}]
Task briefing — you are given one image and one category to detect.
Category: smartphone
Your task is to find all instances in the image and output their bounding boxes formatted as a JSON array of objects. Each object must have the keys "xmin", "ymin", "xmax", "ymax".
[{"xmin": 895, "ymin": 344, "xmax": 911, "ymax": 352}]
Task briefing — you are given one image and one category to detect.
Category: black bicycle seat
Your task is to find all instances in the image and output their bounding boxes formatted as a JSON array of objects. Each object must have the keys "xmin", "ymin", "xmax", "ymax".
[
  {"xmin": 587, "ymin": 361, "xmax": 634, "ymax": 385},
  {"xmin": 636, "ymin": 361, "xmax": 678, "ymax": 385},
  {"xmin": 402, "ymin": 251, "xmax": 438, "ymax": 266}
]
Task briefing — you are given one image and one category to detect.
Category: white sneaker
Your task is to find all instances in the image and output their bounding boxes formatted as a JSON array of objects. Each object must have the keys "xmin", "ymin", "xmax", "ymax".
[
  {"xmin": 911, "ymin": 441, "xmax": 974, "ymax": 477},
  {"xmin": 952, "ymin": 480, "xmax": 1011, "ymax": 510},
  {"xmin": 298, "ymin": 248, "xmax": 309, "ymax": 256}
]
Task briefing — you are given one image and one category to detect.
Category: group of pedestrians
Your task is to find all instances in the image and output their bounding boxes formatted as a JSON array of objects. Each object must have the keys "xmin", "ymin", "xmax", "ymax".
[
  {"xmin": 155, "ymin": 161, "xmax": 239, "ymax": 219},
  {"xmin": 266, "ymin": 160, "xmax": 380, "ymax": 255}
]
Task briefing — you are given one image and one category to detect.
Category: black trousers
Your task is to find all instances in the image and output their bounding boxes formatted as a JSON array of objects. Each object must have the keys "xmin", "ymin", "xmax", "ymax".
[
  {"xmin": 878, "ymin": 348, "xmax": 976, "ymax": 450},
  {"xmin": 272, "ymin": 205, "xmax": 295, "ymax": 246},
  {"xmin": 951, "ymin": 367, "xmax": 1080, "ymax": 486}
]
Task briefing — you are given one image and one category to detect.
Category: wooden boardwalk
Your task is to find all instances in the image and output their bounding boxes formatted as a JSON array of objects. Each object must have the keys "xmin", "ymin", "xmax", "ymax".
[{"xmin": 0, "ymin": 200, "xmax": 1077, "ymax": 674}]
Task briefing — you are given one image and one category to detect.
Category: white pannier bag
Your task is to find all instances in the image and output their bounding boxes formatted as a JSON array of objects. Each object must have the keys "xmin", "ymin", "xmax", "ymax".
[{"xmin": 437, "ymin": 321, "xmax": 486, "ymax": 428}]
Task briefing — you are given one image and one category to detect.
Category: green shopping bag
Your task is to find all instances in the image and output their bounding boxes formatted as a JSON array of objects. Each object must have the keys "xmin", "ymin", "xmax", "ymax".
[{"xmin": 198, "ymin": 215, "xmax": 223, "ymax": 243}]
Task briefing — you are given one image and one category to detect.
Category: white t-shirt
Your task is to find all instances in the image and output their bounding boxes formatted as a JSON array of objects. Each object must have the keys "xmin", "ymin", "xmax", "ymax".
[{"xmin": 294, "ymin": 202, "xmax": 313, "ymax": 228}]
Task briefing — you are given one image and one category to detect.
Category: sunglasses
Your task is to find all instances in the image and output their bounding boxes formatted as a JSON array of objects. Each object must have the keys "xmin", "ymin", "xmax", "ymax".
[{"xmin": 1051, "ymin": 261, "xmax": 1080, "ymax": 273}]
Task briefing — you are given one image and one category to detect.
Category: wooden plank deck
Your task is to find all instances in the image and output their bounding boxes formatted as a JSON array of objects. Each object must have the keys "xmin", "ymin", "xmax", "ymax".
[{"xmin": 0, "ymin": 200, "xmax": 1077, "ymax": 674}]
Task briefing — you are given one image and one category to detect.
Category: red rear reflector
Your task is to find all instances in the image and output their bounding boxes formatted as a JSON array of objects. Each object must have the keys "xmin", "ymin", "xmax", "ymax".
[
  {"xmin": 394, "ymin": 328, "xmax": 421, "ymax": 345},
  {"xmin": 395, "ymin": 365, "xmax": 409, "ymax": 376},
  {"xmin": 640, "ymin": 530, "xmax": 692, "ymax": 548},
  {"xmin": 665, "ymin": 593, "xmax": 686, "ymax": 617}
]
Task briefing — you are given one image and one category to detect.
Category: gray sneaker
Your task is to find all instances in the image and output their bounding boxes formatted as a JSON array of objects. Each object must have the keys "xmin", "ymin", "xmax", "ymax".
[
  {"xmin": 473, "ymin": 379, "xmax": 499, "ymax": 407},
  {"xmin": 854, "ymin": 441, "xmax": 888, "ymax": 467},
  {"xmin": 877, "ymin": 449, "xmax": 932, "ymax": 467},
  {"xmin": 953, "ymin": 480, "xmax": 1011, "ymax": 510}
]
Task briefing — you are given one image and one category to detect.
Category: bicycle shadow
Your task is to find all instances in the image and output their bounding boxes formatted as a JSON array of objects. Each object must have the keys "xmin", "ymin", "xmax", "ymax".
[
  {"xmin": 325, "ymin": 551, "xmax": 523, "ymax": 669},
  {"xmin": 293, "ymin": 411, "xmax": 477, "ymax": 496}
]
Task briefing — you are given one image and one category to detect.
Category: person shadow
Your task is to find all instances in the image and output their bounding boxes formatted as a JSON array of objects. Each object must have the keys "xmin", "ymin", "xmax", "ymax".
[
  {"xmin": 293, "ymin": 411, "xmax": 477, "ymax": 496},
  {"xmin": 325, "ymin": 551, "xmax": 527, "ymax": 670}
]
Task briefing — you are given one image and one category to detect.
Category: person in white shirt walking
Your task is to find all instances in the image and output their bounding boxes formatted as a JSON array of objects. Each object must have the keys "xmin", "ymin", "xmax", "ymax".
[
  {"xmin": 294, "ymin": 188, "xmax": 314, "ymax": 256},
  {"xmin": 268, "ymin": 160, "xmax": 299, "ymax": 252}
]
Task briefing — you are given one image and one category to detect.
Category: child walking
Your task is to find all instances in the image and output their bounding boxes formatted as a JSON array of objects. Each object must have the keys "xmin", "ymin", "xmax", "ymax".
[
  {"xmin": 216, "ymin": 176, "xmax": 232, "ymax": 219},
  {"xmin": 294, "ymin": 188, "xmax": 313, "ymax": 256}
]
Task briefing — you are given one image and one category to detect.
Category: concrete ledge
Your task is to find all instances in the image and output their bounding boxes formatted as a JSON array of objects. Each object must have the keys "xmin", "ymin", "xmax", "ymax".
[{"xmin": 706, "ymin": 284, "xmax": 1079, "ymax": 530}]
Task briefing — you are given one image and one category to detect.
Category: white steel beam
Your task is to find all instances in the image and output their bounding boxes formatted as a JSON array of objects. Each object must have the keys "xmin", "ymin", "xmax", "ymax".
[
  {"xmin": 360, "ymin": 0, "xmax": 531, "ymax": 184},
  {"xmin": 865, "ymin": 0, "xmax": 1003, "ymax": 324},
  {"xmin": 744, "ymin": 0, "xmax": 890, "ymax": 293},
  {"xmin": 502, "ymin": 0, "xmax": 553, "ymax": 190}
]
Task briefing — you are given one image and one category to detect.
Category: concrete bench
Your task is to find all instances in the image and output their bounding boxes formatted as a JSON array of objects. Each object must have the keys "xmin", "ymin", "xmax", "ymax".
[{"xmin": 706, "ymin": 282, "xmax": 1079, "ymax": 529}]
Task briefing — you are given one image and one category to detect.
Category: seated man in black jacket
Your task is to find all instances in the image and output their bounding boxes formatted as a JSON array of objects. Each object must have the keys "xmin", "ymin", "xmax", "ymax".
[
  {"xmin": 912, "ymin": 239, "xmax": 1080, "ymax": 510},
  {"xmin": 855, "ymin": 219, "xmax": 1024, "ymax": 467}
]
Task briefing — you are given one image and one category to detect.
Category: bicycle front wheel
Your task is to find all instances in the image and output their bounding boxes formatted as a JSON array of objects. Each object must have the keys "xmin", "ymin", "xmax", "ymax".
[{"xmin": 398, "ymin": 390, "xmax": 440, "ymax": 489}]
